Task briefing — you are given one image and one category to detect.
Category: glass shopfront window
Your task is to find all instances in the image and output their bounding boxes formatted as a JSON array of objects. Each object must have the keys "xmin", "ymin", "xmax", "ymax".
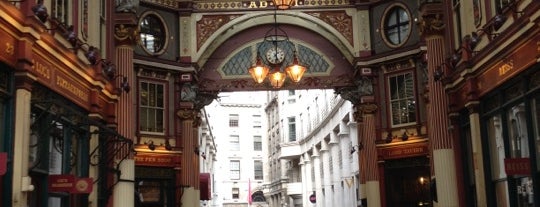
[
  {"xmin": 482, "ymin": 68, "xmax": 540, "ymax": 207},
  {"xmin": 533, "ymin": 97, "xmax": 540, "ymax": 173}
]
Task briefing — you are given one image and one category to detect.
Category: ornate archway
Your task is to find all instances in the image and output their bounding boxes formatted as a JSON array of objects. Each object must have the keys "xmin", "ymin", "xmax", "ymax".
[{"xmin": 194, "ymin": 12, "xmax": 359, "ymax": 92}]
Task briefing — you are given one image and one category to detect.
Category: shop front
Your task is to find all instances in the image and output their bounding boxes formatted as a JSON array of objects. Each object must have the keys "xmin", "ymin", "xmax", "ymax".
[
  {"xmin": 378, "ymin": 141, "xmax": 431, "ymax": 207},
  {"xmin": 453, "ymin": 32, "xmax": 540, "ymax": 207}
]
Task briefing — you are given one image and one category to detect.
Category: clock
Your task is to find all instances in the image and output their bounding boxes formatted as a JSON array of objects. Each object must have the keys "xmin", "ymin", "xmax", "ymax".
[{"xmin": 265, "ymin": 47, "xmax": 285, "ymax": 64}]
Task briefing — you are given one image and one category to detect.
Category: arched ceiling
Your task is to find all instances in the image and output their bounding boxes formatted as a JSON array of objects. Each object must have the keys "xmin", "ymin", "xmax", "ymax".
[{"xmin": 196, "ymin": 12, "xmax": 358, "ymax": 92}]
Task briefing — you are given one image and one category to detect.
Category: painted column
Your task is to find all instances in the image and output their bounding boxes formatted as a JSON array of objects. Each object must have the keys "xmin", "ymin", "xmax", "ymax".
[
  {"xmin": 339, "ymin": 121, "xmax": 353, "ymax": 207},
  {"xmin": 304, "ymin": 153, "xmax": 313, "ymax": 207},
  {"xmin": 112, "ymin": 44, "xmax": 136, "ymax": 207},
  {"xmin": 330, "ymin": 132, "xmax": 343, "ymax": 207},
  {"xmin": 112, "ymin": 7, "xmax": 139, "ymax": 204},
  {"xmin": 419, "ymin": 8, "xmax": 459, "ymax": 207},
  {"xmin": 12, "ymin": 73, "xmax": 34, "ymax": 207},
  {"xmin": 312, "ymin": 147, "xmax": 323, "ymax": 207},
  {"xmin": 359, "ymin": 103, "xmax": 381, "ymax": 207},
  {"xmin": 467, "ymin": 102, "xmax": 487, "ymax": 207},
  {"xmin": 321, "ymin": 141, "xmax": 333, "ymax": 207},
  {"xmin": 177, "ymin": 108, "xmax": 200, "ymax": 207}
]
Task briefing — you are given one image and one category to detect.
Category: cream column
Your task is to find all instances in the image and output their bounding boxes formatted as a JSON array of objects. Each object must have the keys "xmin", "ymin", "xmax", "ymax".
[
  {"xmin": 12, "ymin": 74, "xmax": 34, "ymax": 207},
  {"xmin": 467, "ymin": 103, "xmax": 487, "ymax": 207},
  {"xmin": 299, "ymin": 156, "xmax": 307, "ymax": 207},
  {"xmin": 280, "ymin": 159, "xmax": 289, "ymax": 180},
  {"xmin": 303, "ymin": 153, "xmax": 313, "ymax": 207},
  {"xmin": 321, "ymin": 141, "xmax": 333, "ymax": 207},
  {"xmin": 339, "ymin": 121, "xmax": 353, "ymax": 207},
  {"xmin": 113, "ymin": 159, "xmax": 135, "ymax": 207},
  {"xmin": 329, "ymin": 132, "xmax": 343, "ymax": 207},
  {"xmin": 312, "ymin": 147, "xmax": 323, "ymax": 207},
  {"xmin": 88, "ymin": 125, "xmax": 99, "ymax": 207}
]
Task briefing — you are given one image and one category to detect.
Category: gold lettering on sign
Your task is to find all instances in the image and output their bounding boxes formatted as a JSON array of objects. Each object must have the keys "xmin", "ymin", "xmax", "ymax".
[
  {"xmin": 56, "ymin": 76, "xmax": 89, "ymax": 101},
  {"xmin": 32, "ymin": 60, "xmax": 51, "ymax": 80},
  {"xmin": 5, "ymin": 43, "xmax": 14, "ymax": 56},
  {"xmin": 135, "ymin": 156, "xmax": 172, "ymax": 163},
  {"xmin": 248, "ymin": 1, "xmax": 269, "ymax": 8},
  {"xmin": 498, "ymin": 59, "xmax": 513, "ymax": 76},
  {"xmin": 386, "ymin": 147, "xmax": 425, "ymax": 158}
]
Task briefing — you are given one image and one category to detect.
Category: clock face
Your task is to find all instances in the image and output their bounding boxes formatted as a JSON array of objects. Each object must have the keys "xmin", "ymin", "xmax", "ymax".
[{"xmin": 265, "ymin": 47, "xmax": 285, "ymax": 64}]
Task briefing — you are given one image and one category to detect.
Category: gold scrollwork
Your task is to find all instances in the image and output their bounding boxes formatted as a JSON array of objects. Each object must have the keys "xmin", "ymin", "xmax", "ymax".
[{"xmin": 5, "ymin": 43, "xmax": 14, "ymax": 56}]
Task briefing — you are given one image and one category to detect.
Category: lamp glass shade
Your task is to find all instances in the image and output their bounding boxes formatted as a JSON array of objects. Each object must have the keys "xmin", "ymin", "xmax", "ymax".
[
  {"xmin": 285, "ymin": 55, "xmax": 306, "ymax": 82},
  {"xmin": 269, "ymin": 71, "xmax": 286, "ymax": 88},
  {"xmin": 273, "ymin": 0, "xmax": 294, "ymax": 9},
  {"xmin": 248, "ymin": 59, "xmax": 270, "ymax": 84},
  {"xmin": 285, "ymin": 64, "xmax": 306, "ymax": 83}
]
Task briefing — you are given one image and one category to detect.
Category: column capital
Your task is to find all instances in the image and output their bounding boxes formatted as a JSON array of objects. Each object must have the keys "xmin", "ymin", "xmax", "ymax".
[
  {"xmin": 329, "ymin": 131, "xmax": 339, "ymax": 144},
  {"xmin": 176, "ymin": 108, "xmax": 202, "ymax": 127},
  {"xmin": 303, "ymin": 153, "xmax": 311, "ymax": 163},
  {"xmin": 335, "ymin": 76, "xmax": 374, "ymax": 105},
  {"xmin": 320, "ymin": 141, "xmax": 329, "ymax": 152},
  {"xmin": 311, "ymin": 147, "xmax": 320, "ymax": 158},
  {"xmin": 418, "ymin": 3, "xmax": 445, "ymax": 37}
]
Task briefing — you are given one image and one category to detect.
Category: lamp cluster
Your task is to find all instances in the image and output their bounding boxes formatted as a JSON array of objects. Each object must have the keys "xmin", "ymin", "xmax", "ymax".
[
  {"xmin": 247, "ymin": 0, "xmax": 307, "ymax": 89},
  {"xmin": 248, "ymin": 51, "xmax": 307, "ymax": 89}
]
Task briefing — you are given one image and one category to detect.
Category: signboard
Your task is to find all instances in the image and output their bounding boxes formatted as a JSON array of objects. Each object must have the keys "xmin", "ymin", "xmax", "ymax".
[
  {"xmin": 504, "ymin": 158, "xmax": 531, "ymax": 175},
  {"xmin": 73, "ymin": 178, "xmax": 93, "ymax": 194},
  {"xmin": 0, "ymin": 152, "xmax": 7, "ymax": 175},
  {"xmin": 48, "ymin": 174, "xmax": 93, "ymax": 194},
  {"xmin": 379, "ymin": 145, "xmax": 428, "ymax": 159},
  {"xmin": 309, "ymin": 193, "xmax": 316, "ymax": 204},
  {"xmin": 49, "ymin": 174, "xmax": 76, "ymax": 193},
  {"xmin": 135, "ymin": 154, "xmax": 179, "ymax": 167}
]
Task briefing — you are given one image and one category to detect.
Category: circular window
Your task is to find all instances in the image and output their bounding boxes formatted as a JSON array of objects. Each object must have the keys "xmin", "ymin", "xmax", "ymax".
[
  {"xmin": 139, "ymin": 12, "xmax": 168, "ymax": 55},
  {"xmin": 381, "ymin": 4, "xmax": 411, "ymax": 47}
]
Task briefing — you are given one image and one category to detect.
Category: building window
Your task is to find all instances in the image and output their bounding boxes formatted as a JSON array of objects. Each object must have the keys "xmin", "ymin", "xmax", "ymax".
[
  {"xmin": 253, "ymin": 136, "xmax": 262, "ymax": 151},
  {"xmin": 0, "ymin": 69, "xmax": 10, "ymax": 146},
  {"xmin": 230, "ymin": 160, "xmax": 240, "ymax": 180},
  {"xmin": 229, "ymin": 114, "xmax": 239, "ymax": 127},
  {"xmin": 232, "ymin": 188, "xmax": 239, "ymax": 199},
  {"xmin": 254, "ymin": 160, "xmax": 263, "ymax": 180},
  {"xmin": 288, "ymin": 90, "xmax": 295, "ymax": 96},
  {"xmin": 253, "ymin": 121, "xmax": 262, "ymax": 128},
  {"xmin": 230, "ymin": 135, "xmax": 240, "ymax": 151},
  {"xmin": 389, "ymin": 72, "xmax": 416, "ymax": 126},
  {"xmin": 382, "ymin": 3, "xmax": 411, "ymax": 47},
  {"xmin": 139, "ymin": 12, "xmax": 168, "ymax": 55},
  {"xmin": 288, "ymin": 117, "xmax": 296, "ymax": 142},
  {"xmin": 139, "ymin": 81, "xmax": 165, "ymax": 134},
  {"xmin": 51, "ymin": 0, "xmax": 69, "ymax": 23},
  {"xmin": 494, "ymin": 0, "xmax": 510, "ymax": 11}
]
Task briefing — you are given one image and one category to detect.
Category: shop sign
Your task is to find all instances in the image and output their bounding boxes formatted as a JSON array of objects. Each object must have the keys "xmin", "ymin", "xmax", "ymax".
[
  {"xmin": 49, "ymin": 174, "xmax": 76, "ymax": 193},
  {"xmin": 380, "ymin": 145, "xmax": 428, "ymax": 159},
  {"xmin": 0, "ymin": 152, "xmax": 7, "ymax": 176},
  {"xmin": 73, "ymin": 177, "xmax": 93, "ymax": 194},
  {"xmin": 48, "ymin": 174, "xmax": 93, "ymax": 194},
  {"xmin": 135, "ymin": 154, "xmax": 177, "ymax": 167},
  {"xmin": 504, "ymin": 158, "xmax": 530, "ymax": 175}
]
